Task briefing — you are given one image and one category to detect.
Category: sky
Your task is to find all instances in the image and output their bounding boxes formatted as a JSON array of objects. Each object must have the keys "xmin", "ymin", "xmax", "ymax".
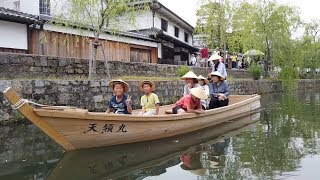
[{"xmin": 158, "ymin": 0, "xmax": 320, "ymax": 27}]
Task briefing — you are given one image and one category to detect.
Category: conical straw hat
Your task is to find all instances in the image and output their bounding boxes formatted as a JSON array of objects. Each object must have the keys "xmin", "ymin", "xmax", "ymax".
[
  {"xmin": 197, "ymin": 75, "xmax": 209, "ymax": 84},
  {"xmin": 189, "ymin": 87, "xmax": 208, "ymax": 100},
  {"xmin": 108, "ymin": 79, "xmax": 129, "ymax": 92},
  {"xmin": 181, "ymin": 71, "xmax": 198, "ymax": 80}
]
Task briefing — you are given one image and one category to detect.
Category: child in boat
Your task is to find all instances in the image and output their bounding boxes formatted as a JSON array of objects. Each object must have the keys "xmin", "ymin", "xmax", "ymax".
[
  {"xmin": 106, "ymin": 79, "xmax": 132, "ymax": 114},
  {"xmin": 208, "ymin": 71, "xmax": 230, "ymax": 109},
  {"xmin": 198, "ymin": 75, "xmax": 210, "ymax": 110},
  {"xmin": 139, "ymin": 80, "xmax": 160, "ymax": 115},
  {"xmin": 181, "ymin": 71, "xmax": 201, "ymax": 96},
  {"xmin": 172, "ymin": 87, "xmax": 207, "ymax": 114}
]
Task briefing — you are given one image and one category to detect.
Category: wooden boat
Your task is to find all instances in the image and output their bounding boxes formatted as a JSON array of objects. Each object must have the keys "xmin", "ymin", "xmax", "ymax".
[
  {"xmin": 47, "ymin": 113, "xmax": 260, "ymax": 180},
  {"xmin": 3, "ymin": 87, "xmax": 261, "ymax": 151}
]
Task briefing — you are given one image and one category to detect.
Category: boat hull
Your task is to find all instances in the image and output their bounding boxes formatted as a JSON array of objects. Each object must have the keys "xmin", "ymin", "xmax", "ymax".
[
  {"xmin": 47, "ymin": 113, "xmax": 260, "ymax": 180},
  {"xmin": 3, "ymin": 87, "xmax": 260, "ymax": 151}
]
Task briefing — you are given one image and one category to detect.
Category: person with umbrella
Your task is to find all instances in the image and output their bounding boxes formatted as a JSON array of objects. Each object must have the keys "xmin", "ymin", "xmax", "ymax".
[{"xmin": 244, "ymin": 49, "xmax": 265, "ymax": 66}]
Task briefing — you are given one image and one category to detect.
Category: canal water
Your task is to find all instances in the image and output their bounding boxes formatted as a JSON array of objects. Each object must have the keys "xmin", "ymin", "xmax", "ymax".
[{"xmin": 0, "ymin": 90, "xmax": 319, "ymax": 180}]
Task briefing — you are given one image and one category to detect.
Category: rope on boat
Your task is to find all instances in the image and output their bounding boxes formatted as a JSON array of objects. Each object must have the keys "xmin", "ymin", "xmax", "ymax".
[
  {"xmin": 11, "ymin": 99, "xmax": 49, "ymax": 110},
  {"xmin": 11, "ymin": 99, "xmax": 77, "ymax": 110}
]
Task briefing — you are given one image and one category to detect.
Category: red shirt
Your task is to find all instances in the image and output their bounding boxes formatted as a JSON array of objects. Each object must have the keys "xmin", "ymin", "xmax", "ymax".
[
  {"xmin": 200, "ymin": 48, "xmax": 209, "ymax": 58},
  {"xmin": 174, "ymin": 94, "xmax": 201, "ymax": 111}
]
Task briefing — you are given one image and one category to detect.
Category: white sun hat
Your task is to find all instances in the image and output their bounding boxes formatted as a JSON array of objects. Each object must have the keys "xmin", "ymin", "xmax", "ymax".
[
  {"xmin": 208, "ymin": 71, "xmax": 225, "ymax": 80},
  {"xmin": 208, "ymin": 54, "xmax": 222, "ymax": 62}
]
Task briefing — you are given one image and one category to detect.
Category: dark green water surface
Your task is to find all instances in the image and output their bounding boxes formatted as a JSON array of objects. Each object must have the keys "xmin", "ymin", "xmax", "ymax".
[{"xmin": 0, "ymin": 90, "xmax": 319, "ymax": 180}]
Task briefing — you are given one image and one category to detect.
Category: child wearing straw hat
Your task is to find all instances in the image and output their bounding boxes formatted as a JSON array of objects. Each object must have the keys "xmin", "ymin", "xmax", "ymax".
[
  {"xmin": 106, "ymin": 79, "xmax": 132, "ymax": 114},
  {"xmin": 172, "ymin": 87, "xmax": 207, "ymax": 114},
  {"xmin": 197, "ymin": 75, "xmax": 210, "ymax": 96},
  {"xmin": 139, "ymin": 80, "xmax": 160, "ymax": 115},
  {"xmin": 198, "ymin": 75, "xmax": 210, "ymax": 110},
  {"xmin": 208, "ymin": 71, "xmax": 230, "ymax": 109},
  {"xmin": 181, "ymin": 71, "xmax": 201, "ymax": 96}
]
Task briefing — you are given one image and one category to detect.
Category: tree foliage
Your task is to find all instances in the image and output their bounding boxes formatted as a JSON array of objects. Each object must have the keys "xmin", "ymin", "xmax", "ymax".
[{"xmin": 196, "ymin": 0, "xmax": 320, "ymax": 90}]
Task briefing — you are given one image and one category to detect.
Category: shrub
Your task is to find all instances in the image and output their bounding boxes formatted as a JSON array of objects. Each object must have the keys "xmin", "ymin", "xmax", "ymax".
[
  {"xmin": 249, "ymin": 63, "xmax": 263, "ymax": 80},
  {"xmin": 178, "ymin": 65, "xmax": 191, "ymax": 77}
]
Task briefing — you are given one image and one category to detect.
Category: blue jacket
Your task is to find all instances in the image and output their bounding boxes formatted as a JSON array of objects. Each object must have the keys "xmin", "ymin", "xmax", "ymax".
[{"xmin": 208, "ymin": 81, "xmax": 230, "ymax": 98}]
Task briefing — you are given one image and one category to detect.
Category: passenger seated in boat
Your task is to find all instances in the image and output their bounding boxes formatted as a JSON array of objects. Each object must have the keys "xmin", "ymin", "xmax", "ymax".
[
  {"xmin": 172, "ymin": 87, "xmax": 207, "ymax": 114},
  {"xmin": 139, "ymin": 80, "xmax": 160, "ymax": 115},
  {"xmin": 106, "ymin": 79, "xmax": 132, "ymax": 114},
  {"xmin": 181, "ymin": 71, "xmax": 201, "ymax": 96},
  {"xmin": 197, "ymin": 75, "xmax": 210, "ymax": 110},
  {"xmin": 208, "ymin": 71, "xmax": 230, "ymax": 109}
]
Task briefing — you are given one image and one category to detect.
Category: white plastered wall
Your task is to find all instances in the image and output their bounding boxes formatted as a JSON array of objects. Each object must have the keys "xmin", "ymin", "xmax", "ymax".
[{"xmin": 0, "ymin": 20, "xmax": 28, "ymax": 50}]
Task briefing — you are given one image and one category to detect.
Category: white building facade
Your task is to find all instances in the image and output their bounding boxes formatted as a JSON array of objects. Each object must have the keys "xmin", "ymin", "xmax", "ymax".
[
  {"xmin": 0, "ymin": 0, "xmax": 160, "ymax": 63},
  {"xmin": 113, "ymin": 0, "xmax": 198, "ymax": 65}
]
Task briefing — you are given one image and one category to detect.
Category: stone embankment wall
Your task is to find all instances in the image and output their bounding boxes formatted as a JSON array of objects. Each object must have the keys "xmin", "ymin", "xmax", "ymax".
[
  {"xmin": 0, "ymin": 53, "xmax": 252, "ymax": 79},
  {"xmin": 1, "ymin": 79, "xmax": 320, "ymax": 123}
]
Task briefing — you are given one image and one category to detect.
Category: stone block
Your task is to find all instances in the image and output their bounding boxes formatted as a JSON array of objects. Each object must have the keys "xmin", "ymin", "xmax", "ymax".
[
  {"xmin": 48, "ymin": 58, "xmax": 59, "ymax": 67},
  {"xmin": 58, "ymin": 86, "xmax": 69, "ymax": 92},
  {"xmin": 71, "ymin": 86, "xmax": 81, "ymax": 92},
  {"xmin": 39, "ymin": 57, "xmax": 48, "ymax": 67},
  {"xmin": 0, "ymin": 55, "xmax": 9, "ymax": 65},
  {"xmin": 75, "ymin": 68, "xmax": 84, "ymax": 74},
  {"xmin": 0, "ymin": 80, "xmax": 11, "ymax": 92},
  {"xmin": 66, "ymin": 68, "xmax": 75, "ymax": 74},
  {"xmin": 11, "ymin": 81, "xmax": 23, "ymax": 93},
  {"xmin": 42, "ymin": 68, "xmax": 49, "ymax": 73},
  {"xmin": 74, "ymin": 59, "xmax": 81, "ymax": 64},
  {"xmin": 94, "ymin": 102, "xmax": 104, "ymax": 110},
  {"xmin": 90, "ymin": 81, "xmax": 100, "ymax": 87},
  {"xmin": 59, "ymin": 58, "xmax": 71, "ymax": 67},
  {"xmin": 20, "ymin": 56, "xmax": 34, "ymax": 66},
  {"xmin": 21, "ymin": 81, "xmax": 33, "ymax": 95},
  {"xmin": 100, "ymin": 80, "xmax": 108, "ymax": 87},
  {"xmin": 9, "ymin": 55, "xmax": 20, "ymax": 64},
  {"xmin": 93, "ymin": 95, "xmax": 103, "ymax": 103},
  {"xmin": 0, "ymin": 110, "xmax": 10, "ymax": 122},
  {"xmin": 69, "ymin": 80, "xmax": 79, "ymax": 85},
  {"xmin": 58, "ymin": 93, "xmax": 70, "ymax": 105},
  {"xmin": 57, "ymin": 80, "xmax": 69, "ymax": 85},
  {"xmin": 91, "ymin": 87, "xmax": 101, "ymax": 93},
  {"xmin": 34, "ymin": 88, "xmax": 45, "ymax": 94},
  {"xmin": 48, "ymin": 67, "xmax": 57, "ymax": 73}
]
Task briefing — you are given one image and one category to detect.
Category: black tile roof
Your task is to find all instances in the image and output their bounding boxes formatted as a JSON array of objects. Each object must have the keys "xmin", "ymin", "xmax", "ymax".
[
  {"xmin": 0, "ymin": 7, "xmax": 43, "ymax": 25},
  {"xmin": 39, "ymin": 15, "xmax": 157, "ymax": 42},
  {"xmin": 131, "ymin": 28, "xmax": 199, "ymax": 52}
]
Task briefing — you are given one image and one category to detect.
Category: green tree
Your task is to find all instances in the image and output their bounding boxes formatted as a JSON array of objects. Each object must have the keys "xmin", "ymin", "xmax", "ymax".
[
  {"xmin": 300, "ymin": 19, "xmax": 320, "ymax": 78},
  {"xmin": 196, "ymin": 0, "xmax": 240, "ymax": 59},
  {"xmin": 235, "ymin": 0, "xmax": 301, "ymax": 70}
]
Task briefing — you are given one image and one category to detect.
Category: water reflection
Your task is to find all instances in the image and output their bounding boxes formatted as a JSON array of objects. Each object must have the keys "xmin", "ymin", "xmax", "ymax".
[{"xmin": 0, "ymin": 90, "xmax": 319, "ymax": 180}]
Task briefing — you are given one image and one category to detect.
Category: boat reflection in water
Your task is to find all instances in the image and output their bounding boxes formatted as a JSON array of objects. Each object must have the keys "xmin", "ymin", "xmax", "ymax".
[{"xmin": 47, "ymin": 112, "xmax": 260, "ymax": 180}]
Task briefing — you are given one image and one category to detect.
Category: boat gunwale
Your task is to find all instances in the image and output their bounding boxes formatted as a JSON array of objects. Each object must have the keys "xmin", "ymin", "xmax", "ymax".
[{"xmin": 33, "ymin": 95, "xmax": 261, "ymax": 121}]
